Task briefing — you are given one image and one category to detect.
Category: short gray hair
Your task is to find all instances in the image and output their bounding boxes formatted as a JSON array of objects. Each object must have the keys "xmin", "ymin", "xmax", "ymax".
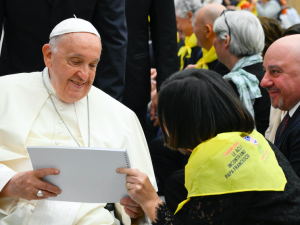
[
  {"xmin": 175, "ymin": 0, "xmax": 202, "ymax": 18},
  {"xmin": 49, "ymin": 33, "xmax": 102, "ymax": 53},
  {"xmin": 213, "ymin": 10, "xmax": 264, "ymax": 57},
  {"xmin": 49, "ymin": 34, "xmax": 64, "ymax": 53}
]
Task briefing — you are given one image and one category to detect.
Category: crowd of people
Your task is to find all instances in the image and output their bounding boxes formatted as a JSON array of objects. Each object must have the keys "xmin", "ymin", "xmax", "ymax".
[{"xmin": 1, "ymin": 0, "xmax": 300, "ymax": 224}]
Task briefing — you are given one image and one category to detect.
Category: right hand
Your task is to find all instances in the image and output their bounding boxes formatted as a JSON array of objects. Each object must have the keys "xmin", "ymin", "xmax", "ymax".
[
  {"xmin": 185, "ymin": 64, "xmax": 197, "ymax": 69},
  {"xmin": 0, "ymin": 168, "xmax": 61, "ymax": 200}
]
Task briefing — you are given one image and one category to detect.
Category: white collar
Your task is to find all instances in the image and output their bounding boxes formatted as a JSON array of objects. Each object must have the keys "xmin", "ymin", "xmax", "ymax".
[
  {"xmin": 289, "ymin": 101, "xmax": 300, "ymax": 117},
  {"xmin": 42, "ymin": 67, "xmax": 58, "ymax": 97}
]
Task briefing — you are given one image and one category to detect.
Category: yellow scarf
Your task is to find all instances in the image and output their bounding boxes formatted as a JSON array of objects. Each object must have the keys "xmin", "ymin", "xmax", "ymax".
[
  {"xmin": 178, "ymin": 33, "xmax": 198, "ymax": 70},
  {"xmin": 195, "ymin": 46, "xmax": 218, "ymax": 69},
  {"xmin": 175, "ymin": 130, "xmax": 287, "ymax": 214}
]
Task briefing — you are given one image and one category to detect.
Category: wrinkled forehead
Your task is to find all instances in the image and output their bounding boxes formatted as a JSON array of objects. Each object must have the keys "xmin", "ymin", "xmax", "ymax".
[{"xmin": 56, "ymin": 32, "xmax": 101, "ymax": 48}]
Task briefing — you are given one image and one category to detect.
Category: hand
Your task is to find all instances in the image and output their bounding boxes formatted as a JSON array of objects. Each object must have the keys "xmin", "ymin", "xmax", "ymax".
[
  {"xmin": 150, "ymin": 68, "xmax": 157, "ymax": 80},
  {"xmin": 185, "ymin": 64, "xmax": 197, "ymax": 69},
  {"xmin": 116, "ymin": 168, "xmax": 161, "ymax": 208},
  {"xmin": 120, "ymin": 197, "xmax": 145, "ymax": 219},
  {"xmin": 150, "ymin": 93, "xmax": 159, "ymax": 126},
  {"xmin": 0, "ymin": 168, "xmax": 61, "ymax": 200}
]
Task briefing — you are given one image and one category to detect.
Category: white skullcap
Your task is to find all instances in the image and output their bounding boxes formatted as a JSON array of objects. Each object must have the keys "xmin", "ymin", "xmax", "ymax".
[{"xmin": 50, "ymin": 18, "xmax": 101, "ymax": 39}]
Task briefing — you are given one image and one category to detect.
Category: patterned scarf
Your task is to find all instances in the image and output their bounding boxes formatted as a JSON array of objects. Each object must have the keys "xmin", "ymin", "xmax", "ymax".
[{"xmin": 223, "ymin": 54, "xmax": 263, "ymax": 118}]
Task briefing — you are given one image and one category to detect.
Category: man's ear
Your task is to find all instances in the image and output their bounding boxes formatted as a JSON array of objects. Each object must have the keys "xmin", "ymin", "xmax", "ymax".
[
  {"xmin": 206, "ymin": 24, "xmax": 213, "ymax": 38},
  {"xmin": 187, "ymin": 11, "xmax": 193, "ymax": 20},
  {"xmin": 42, "ymin": 44, "xmax": 53, "ymax": 68}
]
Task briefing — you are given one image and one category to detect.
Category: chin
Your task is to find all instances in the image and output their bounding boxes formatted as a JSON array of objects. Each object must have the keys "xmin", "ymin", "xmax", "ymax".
[{"xmin": 61, "ymin": 95, "xmax": 84, "ymax": 103}]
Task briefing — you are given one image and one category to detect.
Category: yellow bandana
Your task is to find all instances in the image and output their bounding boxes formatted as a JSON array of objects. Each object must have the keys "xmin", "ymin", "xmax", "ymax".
[
  {"xmin": 175, "ymin": 130, "xmax": 287, "ymax": 214},
  {"xmin": 178, "ymin": 33, "xmax": 198, "ymax": 70},
  {"xmin": 195, "ymin": 46, "xmax": 218, "ymax": 70}
]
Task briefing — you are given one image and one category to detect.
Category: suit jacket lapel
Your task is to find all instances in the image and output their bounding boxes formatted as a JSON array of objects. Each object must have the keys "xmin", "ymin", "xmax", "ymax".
[{"xmin": 275, "ymin": 106, "xmax": 300, "ymax": 149}]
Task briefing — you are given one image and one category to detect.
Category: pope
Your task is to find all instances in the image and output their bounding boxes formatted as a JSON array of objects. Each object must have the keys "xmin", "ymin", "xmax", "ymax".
[{"xmin": 0, "ymin": 18, "xmax": 156, "ymax": 225}]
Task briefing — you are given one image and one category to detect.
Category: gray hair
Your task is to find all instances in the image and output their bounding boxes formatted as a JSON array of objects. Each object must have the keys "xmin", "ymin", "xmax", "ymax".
[
  {"xmin": 49, "ymin": 33, "xmax": 102, "ymax": 53},
  {"xmin": 213, "ymin": 10, "xmax": 264, "ymax": 57},
  {"xmin": 175, "ymin": 0, "xmax": 202, "ymax": 18},
  {"xmin": 49, "ymin": 34, "xmax": 64, "ymax": 53}
]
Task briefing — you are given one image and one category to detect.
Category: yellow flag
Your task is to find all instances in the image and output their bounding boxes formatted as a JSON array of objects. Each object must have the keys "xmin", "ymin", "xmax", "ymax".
[{"xmin": 175, "ymin": 130, "xmax": 287, "ymax": 214}]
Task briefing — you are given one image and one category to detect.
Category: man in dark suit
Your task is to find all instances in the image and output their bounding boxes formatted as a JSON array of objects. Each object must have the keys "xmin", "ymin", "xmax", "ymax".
[
  {"xmin": 261, "ymin": 35, "xmax": 300, "ymax": 177},
  {"xmin": 0, "ymin": 0, "xmax": 126, "ymax": 101},
  {"xmin": 122, "ymin": 0, "xmax": 178, "ymax": 130}
]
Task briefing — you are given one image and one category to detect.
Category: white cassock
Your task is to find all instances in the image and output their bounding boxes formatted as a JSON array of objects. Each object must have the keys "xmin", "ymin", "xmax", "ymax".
[{"xmin": 0, "ymin": 68, "xmax": 157, "ymax": 225}]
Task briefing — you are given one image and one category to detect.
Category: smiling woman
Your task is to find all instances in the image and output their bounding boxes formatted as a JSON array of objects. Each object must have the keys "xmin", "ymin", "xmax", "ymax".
[{"xmin": 42, "ymin": 32, "xmax": 102, "ymax": 103}]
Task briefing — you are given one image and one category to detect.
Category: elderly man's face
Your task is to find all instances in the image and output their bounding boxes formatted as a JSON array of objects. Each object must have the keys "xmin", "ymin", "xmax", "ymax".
[
  {"xmin": 261, "ymin": 45, "xmax": 300, "ymax": 111},
  {"xmin": 176, "ymin": 11, "xmax": 194, "ymax": 39},
  {"xmin": 194, "ymin": 14, "xmax": 206, "ymax": 49},
  {"xmin": 43, "ymin": 33, "xmax": 101, "ymax": 102}
]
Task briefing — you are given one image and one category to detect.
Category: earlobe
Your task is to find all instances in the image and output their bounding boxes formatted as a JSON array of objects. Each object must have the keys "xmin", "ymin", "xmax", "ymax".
[{"xmin": 42, "ymin": 44, "xmax": 53, "ymax": 68}]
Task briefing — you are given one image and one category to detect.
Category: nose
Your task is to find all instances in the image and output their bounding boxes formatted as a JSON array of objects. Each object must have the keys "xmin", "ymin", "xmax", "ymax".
[
  {"xmin": 260, "ymin": 73, "xmax": 273, "ymax": 89},
  {"xmin": 78, "ymin": 65, "xmax": 89, "ymax": 81}
]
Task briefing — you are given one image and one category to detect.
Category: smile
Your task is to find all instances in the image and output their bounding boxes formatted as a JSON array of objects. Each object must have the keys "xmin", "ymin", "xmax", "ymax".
[{"xmin": 71, "ymin": 80, "xmax": 84, "ymax": 86}]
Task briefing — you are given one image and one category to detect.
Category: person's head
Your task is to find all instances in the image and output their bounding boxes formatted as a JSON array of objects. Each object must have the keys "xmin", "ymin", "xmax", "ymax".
[
  {"xmin": 213, "ymin": 10, "xmax": 264, "ymax": 66},
  {"xmin": 42, "ymin": 19, "xmax": 102, "ymax": 103},
  {"xmin": 261, "ymin": 35, "xmax": 300, "ymax": 111},
  {"xmin": 175, "ymin": 0, "xmax": 202, "ymax": 39},
  {"xmin": 158, "ymin": 69, "xmax": 254, "ymax": 150},
  {"xmin": 194, "ymin": 3, "xmax": 226, "ymax": 51},
  {"xmin": 258, "ymin": 16, "xmax": 283, "ymax": 58},
  {"xmin": 283, "ymin": 23, "xmax": 300, "ymax": 36}
]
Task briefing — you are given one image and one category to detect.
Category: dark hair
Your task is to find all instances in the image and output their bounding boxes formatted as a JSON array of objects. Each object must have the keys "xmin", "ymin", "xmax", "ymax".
[
  {"xmin": 283, "ymin": 23, "xmax": 300, "ymax": 36},
  {"xmin": 258, "ymin": 17, "xmax": 282, "ymax": 58},
  {"xmin": 158, "ymin": 69, "xmax": 254, "ymax": 150}
]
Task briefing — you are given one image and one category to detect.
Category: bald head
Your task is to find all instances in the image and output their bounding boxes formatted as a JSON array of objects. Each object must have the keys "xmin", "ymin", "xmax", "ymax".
[
  {"xmin": 261, "ymin": 35, "xmax": 300, "ymax": 111},
  {"xmin": 194, "ymin": 4, "xmax": 226, "ymax": 50},
  {"xmin": 265, "ymin": 35, "xmax": 300, "ymax": 60},
  {"xmin": 195, "ymin": 3, "xmax": 226, "ymax": 27}
]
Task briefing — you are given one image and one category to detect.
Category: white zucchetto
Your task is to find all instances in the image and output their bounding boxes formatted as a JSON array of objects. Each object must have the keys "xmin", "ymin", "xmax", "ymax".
[{"xmin": 50, "ymin": 18, "xmax": 101, "ymax": 39}]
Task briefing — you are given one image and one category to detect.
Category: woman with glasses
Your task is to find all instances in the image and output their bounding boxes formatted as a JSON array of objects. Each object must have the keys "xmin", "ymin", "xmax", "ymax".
[
  {"xmin": 117, "ymin": 69, "xmax": 300, "ymax": 224},
  {"xmin": 213, "ymin": 10, "xmax": 270, "ymax": 136}
]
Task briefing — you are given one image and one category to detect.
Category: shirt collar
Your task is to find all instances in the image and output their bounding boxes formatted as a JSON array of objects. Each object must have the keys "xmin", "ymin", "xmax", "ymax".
[
  {"xmin": 42, "ymin": 67, "xmax": 58, "ymax": 97},
  {"xmin": 289, "ymin": 101, "xmax": 300, "ymax": 117}
]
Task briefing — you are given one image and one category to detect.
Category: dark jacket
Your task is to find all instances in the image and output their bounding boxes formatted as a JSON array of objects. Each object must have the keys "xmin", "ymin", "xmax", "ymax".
[
  {"xmin": 122, "ymin": 0, "xmax": 178, "ymax": 109},
  {"xmin": 275, "ymin": 106, "xmax": 300, "ymax": 178}
]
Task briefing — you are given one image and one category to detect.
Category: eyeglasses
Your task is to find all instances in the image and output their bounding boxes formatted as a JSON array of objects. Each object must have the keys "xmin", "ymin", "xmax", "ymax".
[{"xmin": 220, "ymin": 9, "xmax": 233, "ymax": 43}]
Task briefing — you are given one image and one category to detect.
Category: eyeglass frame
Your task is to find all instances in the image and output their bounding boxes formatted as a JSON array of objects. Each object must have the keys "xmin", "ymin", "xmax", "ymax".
[{"xmin": 220, "ymin": 9, "xmax": 234, "ymax": 44}]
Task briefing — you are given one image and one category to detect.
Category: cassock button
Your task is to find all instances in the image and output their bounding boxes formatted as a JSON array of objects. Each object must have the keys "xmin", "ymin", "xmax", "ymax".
[
  {"xmin": 58, "ymin": 120, "xmax": 63, "ymax": 124},
  {"xmin": 55, "ymin": 140, "xmax": 60, "ymax": 145},
  {"xmin": 59, "ymin": 106, "xmax": 64, "ymax": 111}
]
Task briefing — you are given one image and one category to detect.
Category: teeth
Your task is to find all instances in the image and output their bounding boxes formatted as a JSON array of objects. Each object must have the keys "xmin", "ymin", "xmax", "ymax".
[{"xmin": 72, "ymin": 80, "xmax": 84, "ymax": 86}]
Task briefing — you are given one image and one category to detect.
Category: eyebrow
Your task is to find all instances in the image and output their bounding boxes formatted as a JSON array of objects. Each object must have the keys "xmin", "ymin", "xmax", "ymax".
[
  {"xmin": 70, "ymin": 54, "xmax": 100, "ymax": 62},
  {"xmin": 267, "ymin": 65, "xmax": 283, "ymax": 70}
]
